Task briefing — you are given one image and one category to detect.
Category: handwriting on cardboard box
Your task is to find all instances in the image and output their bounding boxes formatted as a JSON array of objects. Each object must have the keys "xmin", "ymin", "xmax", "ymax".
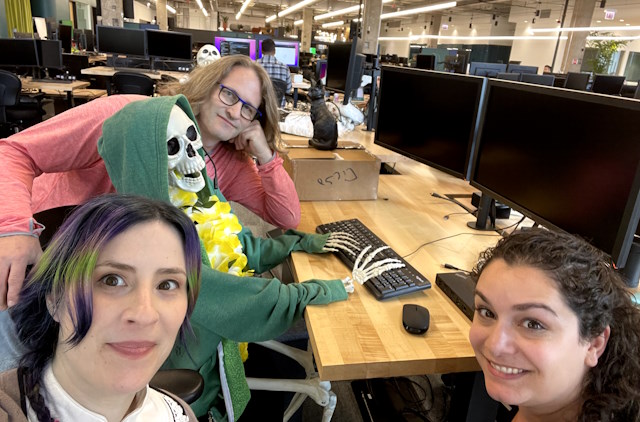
[{"xmin": 317, "ymin": 168, "xmax": 358, "ymax": 186}]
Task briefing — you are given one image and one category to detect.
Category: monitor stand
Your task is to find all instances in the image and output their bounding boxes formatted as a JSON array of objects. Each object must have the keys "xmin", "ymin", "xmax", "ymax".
[
  {"xmin": 620, "ymin": 241, "xmax": 640, "ymax": 288},
  {"xmin": 467, "ymin": 193, "xmax": 496, "ymax": 231}
]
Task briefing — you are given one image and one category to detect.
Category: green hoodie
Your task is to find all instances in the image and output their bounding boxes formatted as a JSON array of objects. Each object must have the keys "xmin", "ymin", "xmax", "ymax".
[{"xmin": 97, "ymin": 95, "xmax": 348, "ymax": 420}]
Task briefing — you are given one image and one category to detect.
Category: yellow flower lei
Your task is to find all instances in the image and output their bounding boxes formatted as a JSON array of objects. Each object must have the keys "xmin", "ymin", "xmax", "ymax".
[{"xmin": 169, "ymin": 186, "xmax": 254, "ymax": 360}]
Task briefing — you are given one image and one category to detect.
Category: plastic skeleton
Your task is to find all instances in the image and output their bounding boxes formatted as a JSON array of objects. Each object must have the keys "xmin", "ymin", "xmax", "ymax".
[
  {"xmin": 196, "ymin": 44, "xmax": 221, "ymax": 67},
  {"xmin": 324, "ymin": 232, "xmax": 406, "ymax": 291}
]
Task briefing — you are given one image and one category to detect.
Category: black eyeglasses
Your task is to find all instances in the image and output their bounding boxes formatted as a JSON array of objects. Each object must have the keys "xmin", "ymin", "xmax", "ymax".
[{"xmin": 218, "ymin": 84, "xmax": 262, "ymax": 121}]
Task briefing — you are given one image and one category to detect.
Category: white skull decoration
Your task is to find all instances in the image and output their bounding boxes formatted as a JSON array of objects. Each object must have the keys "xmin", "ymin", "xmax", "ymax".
[
  {"xmin": 197, "ymin": 44, "xmax": 221, "ymax": 67},
  {"xmin": 167, "ymin": 105, "xmax": 206, "ymax": 193}
]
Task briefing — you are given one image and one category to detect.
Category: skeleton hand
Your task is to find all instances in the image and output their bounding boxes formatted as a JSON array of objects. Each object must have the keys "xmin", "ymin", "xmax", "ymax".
[
  {"xmin": 341, "ymin": 276, "xmax": 354, "ymax": 294},
  {"xmin": 323, "ymin": 232, "xmax": 360, "ymax": 256},
  {"xmin": 351, "ymin": 246, "xmax": 405, "ymax": 285}
]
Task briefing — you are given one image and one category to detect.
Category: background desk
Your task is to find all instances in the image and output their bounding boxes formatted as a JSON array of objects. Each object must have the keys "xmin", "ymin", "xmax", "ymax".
[
  {"xmin": 21, "ymin": 78, "xmax": 90, "ymax": 108},
  {"xmin": 291, "ymin": 81, "xmax": 310, "ymax": 108},
  {"xmin": 80, "ymin": 66, "xmax": 187, "ymax": 81},
  {"xmin": 288, "ymin": 128, "xmax": 525, "ymax": 381}
]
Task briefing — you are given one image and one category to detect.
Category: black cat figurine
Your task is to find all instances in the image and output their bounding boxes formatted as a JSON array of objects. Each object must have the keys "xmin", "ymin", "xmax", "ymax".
[{"xmin": 308, "ymin": 79, "xmax": 338, "ymax": 151}]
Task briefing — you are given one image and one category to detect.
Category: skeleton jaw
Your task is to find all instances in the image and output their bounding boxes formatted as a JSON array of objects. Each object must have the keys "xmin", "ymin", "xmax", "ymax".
[{"xmin": 169, "ymin": 169, "xmax": 205, "ymax": 192}]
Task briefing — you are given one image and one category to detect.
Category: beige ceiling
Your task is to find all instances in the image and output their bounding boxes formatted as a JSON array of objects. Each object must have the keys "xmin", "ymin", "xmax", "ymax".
[{"xmin": 148, "ymin": 0, "xmax": 640, "ymax": 30}]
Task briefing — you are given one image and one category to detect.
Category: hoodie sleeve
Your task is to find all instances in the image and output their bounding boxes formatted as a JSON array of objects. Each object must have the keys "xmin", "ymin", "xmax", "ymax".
[
  {"xmin": 191, "ymin": 265, "xmax": 348, "ymax": 343},
  {"xmin": 237, "ymin": 227, "xmax": 330, "ymax": 274},
  {"xmin": 0, "ymin": 95, "xmax": 147, "ymax": 236}
]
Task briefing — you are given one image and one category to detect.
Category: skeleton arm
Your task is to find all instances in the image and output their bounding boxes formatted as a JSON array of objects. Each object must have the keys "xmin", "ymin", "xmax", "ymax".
[{"xmin": 323, "ymin": 233, "xmax": 406, "ymax": 293}]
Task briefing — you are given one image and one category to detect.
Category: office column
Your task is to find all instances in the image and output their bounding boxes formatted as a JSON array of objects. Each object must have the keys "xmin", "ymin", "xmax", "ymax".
[
  {"xmin": 157, "ymin": 0, "xmax": 168, "ymax": 31},
  {"xmin": 101, "ymin": 0, "xmax": 123, "ymax": 26},
  {"xmin": 301, "ymin": 8, "xmax": 313, "ymax": 53},
  {"xmin": 561, "ymin": 0, "xmax": 596, "ymax": 72},
  {"xmin": 428, "ymin": 14, "xmax": 442, "ymax": 48},
  {"xmin": 361, "ymin": 0, "xmax": 383, "ymax": 55}
]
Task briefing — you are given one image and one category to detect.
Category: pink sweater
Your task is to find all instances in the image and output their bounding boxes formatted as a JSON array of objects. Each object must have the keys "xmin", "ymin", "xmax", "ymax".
[{"xmin": 0, "ymin": 95, "xmax": 300, "ymax": 238}]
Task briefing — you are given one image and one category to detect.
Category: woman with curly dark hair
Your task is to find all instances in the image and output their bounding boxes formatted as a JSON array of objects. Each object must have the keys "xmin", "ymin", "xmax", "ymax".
[{"xmin": 469, "ymin": 228, "xmax": 640, "ymax": 422}]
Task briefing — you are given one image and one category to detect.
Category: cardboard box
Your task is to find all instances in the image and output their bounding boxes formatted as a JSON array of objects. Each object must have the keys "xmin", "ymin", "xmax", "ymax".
[{"xmin": 282, "ymin": 139, "xmax": 380, "ymax": 201}]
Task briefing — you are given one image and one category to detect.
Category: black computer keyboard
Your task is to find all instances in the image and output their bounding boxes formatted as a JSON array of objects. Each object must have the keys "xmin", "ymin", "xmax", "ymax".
[{"xmin": 316, "ymin": 218, "xmax": 431, "ymax": 300}]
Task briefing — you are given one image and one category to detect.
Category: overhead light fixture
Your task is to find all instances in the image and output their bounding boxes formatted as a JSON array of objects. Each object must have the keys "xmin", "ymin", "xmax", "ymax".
[
  {"xmin": 294, "ymin": 19, "xmax": 304, "ymax": 26},
  {"xmin": 194, "ymin": 0, "xmax": 208, "ymax": 17},
  {"xmin": 265, "ymin": 14, "xmax": 277, "ymax": 23},
  {"xmin": 531, "ymin": 25, "xmax": 640, "ymax": 33},
  {"xmin": 314, "ymin": 0, "xmax": 392, "ymax": 21},
  {"xmin": 587, "ymin": 34, "xmax": 640, "ymax": 40},
  {"xmin": 380, "ymin": 1, "xmax": 456, "ymax": 20},
  {"xmin": 322, "ymin": 20, "xmax": 345, "ymax": 28},
  {"xmin": 166, "ymin": 4, "xmax": 176, "ymax": 14},
  {"xmin": 379, "ymin": 34, "xmax": 568, "ymax": 41},
  {"xmin": 278, "ymin": 0, "xmax": 320, "ymax": 18},
  {"xmin": 236, "ymin": 0, "xmax": 253, "ymax": 20}
]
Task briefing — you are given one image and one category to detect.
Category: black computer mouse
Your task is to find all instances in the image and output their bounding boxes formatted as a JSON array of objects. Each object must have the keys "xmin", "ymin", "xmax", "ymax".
[{"xmin": 402, "ymin": 304, "xmax": 430, "ymax": 335}]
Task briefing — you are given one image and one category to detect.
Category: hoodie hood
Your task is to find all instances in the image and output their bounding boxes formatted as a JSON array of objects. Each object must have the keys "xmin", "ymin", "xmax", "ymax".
[{"xmin": 97, "ymin": 94, "xmax": 215, "ymax": 201}]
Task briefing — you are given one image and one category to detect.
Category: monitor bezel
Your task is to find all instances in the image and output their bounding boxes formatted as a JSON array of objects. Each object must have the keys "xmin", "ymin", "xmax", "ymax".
[
  {"xmin": 469, "ymin": 79, "xmax": 640, "ymax": 268},
  {"xmin": 96, "ymin": 25, "xmax": 147, "ymax": 58},
  {"xmin": 0, "ymin": 38, "xmax": 40, "ymax": 68},
  {"xmin": 146, "ymin": 29, "xmax": 193, "ymax": 61},
  {"xmin": 374, "ymin": 66, "xmax": 487, "ymax": 180}
]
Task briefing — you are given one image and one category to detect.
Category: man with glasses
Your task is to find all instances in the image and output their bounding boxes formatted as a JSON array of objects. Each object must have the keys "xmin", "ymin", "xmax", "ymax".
[{"xmin": 257, "ymin": 38, "xmax": 292, "ymax": 107}]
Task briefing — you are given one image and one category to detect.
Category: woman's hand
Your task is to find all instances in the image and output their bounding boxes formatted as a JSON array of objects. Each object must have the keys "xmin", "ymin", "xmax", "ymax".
[{"xmin": 229, "ymin": 121, "xmax": 274, "ymax": 164}]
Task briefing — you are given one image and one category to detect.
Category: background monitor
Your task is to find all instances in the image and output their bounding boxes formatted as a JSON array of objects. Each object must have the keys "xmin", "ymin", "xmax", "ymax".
[
  {"xmin": 374, "ymin": 67, "xmax": 485, "ymax": 179},
  {"xmin": 315, "ymin": 59, "xmax": 327, "ymax": 85},
  {"xmin": 146, "ymin": 29, "xmax": 192, "ymax": 61},
  {"xmin": 36, "ymin": 39, "xmax": 63, "ymax": 69},
  {"xmin": 57, "ymin": 24, "xmax": 72, "ymax": 53},
  {"xmin": 0, "ymin": 39, "xmax": 39, "ymax": 67},
  {"xmin": 416, "ymin": 54, "xmax": 435, "ymax": 70},
  {"xmin": 469, "ymin": 79, "xmax": 640, "ymax": 269},
  {"xmin": 260, "ymin": 39, "xmax": 299, "ymax": 67},
  {"xmin": 96, "ymin": 25, "xmax": 146, "ymax": 57},
  {"xmin": 82, "ymin": 28, "xmax": 94, "ymax": 52},
  {"xmin": 506, "ymin": 64, "xmax": 538, "ymax": 74},
  {"xmin": 325, "ymin": 42, "xmax": 352, "ymax": 92},
  {"xmin": 214, "ymin": 36, "xmax": 257, "ymax": 60},
  {"xmin": 468, "ymin": 62, "xmax": 507, "ymax": 77}
]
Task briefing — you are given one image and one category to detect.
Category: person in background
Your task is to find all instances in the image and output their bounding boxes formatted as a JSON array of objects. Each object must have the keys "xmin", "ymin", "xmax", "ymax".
[
  {"xmin": 543, "ymin": 64, "xmax": 552, "ymax": 73},
  {"xmin": 0, "ymin": 194, "xmax": 201, "ymax": 421},
  {"xmin": 256, "ymin": 38, "xmax": 293, "ymax": 107},
  {"xmin": 469, "ymin": 228, "xmax": 640, "ymax": 422}
]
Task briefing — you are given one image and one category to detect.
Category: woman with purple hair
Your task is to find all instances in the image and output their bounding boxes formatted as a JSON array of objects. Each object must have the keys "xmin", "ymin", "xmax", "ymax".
[{"xmin": 0, "ymin": 194, "xmax": 201, "ymax": 421}]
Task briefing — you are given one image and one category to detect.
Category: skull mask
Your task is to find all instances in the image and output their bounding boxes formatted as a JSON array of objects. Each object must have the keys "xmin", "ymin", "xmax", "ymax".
[
  {"xmin": 167, "ymin": 105, "xmax": 206, "ymax": 193},
  {"xmin": 197, "ymin": 44, "xmax": 221, "ymax": 67}
]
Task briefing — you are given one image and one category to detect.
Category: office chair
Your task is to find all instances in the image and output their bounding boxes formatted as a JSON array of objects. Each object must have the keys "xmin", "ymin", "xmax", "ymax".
[
  {"xmin": 0, "ymin": 70, "xmax": 44, "ymax": 137},
  {"xmin": 520, "ymin": 73, "xmax": 555, "ymax": 86},
  {"xmin": 563, "ymin": 72, "xmax": 590, "ymax": 91},
  {"xmin": 111, "ymin": 71, "xmax": 155, "ymax": 96},
  {"xmin": 272, "ymin": 79, "xmax": 288, "ymax": 107},
  {"xmin": 32, "ymin": 205, "xmax": 205, "ymax": 404},
  {"xmin": 496, "ymin": 72, "xmax": 520, "ymax": 81},
  {"xmin": 591, "ymin": 74, "xmax": 626, "ymax": 95}
]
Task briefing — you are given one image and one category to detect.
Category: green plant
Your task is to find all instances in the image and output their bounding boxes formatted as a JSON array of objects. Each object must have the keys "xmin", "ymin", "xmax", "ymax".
[{"xmin": 587, "ymin": 32, "xmax": 628, "ymax": 74}]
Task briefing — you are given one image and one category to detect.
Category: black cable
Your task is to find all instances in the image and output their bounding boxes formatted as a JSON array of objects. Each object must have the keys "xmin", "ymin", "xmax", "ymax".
[
  {"xmin": 430, "ymin": 192, "xmax": 475, "ymax": 215},
  {"xmin": 202, "ymin": 148, "xmax": 219, "ymax": 190},
  {"xmin": 495, "ymin": 215, "xmax": 526, "ymax": 236},
  {"xmin": 402, "ymin": 232, "xmax": 500, "ymax": 260}
]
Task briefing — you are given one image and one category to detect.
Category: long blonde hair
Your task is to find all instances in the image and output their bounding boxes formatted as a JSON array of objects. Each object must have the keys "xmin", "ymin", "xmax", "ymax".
[{"xmin": 159, "ymin": 55, "xmax": 283, "ymax": 152}]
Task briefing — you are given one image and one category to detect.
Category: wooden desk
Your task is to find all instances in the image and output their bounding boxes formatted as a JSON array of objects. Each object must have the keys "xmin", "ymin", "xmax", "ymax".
[
  {"xmin": 290, "ymin": 128, "xmax": 526, "ymax": 381},
  {"xmin": 21, "ymin": 77, "xmax": 90, "ymax": 108},
  {"xmin": 80, "ymin": 66, "xmax": 187, "ymax": 81}
]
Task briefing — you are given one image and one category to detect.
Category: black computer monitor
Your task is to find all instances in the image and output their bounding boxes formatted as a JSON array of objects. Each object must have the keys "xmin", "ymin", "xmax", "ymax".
[
  {"xmin": 416, "ymin": 54, "xmax": 435, "ymax": 70},
  {"xmin": 469, "ymin": 79, "xmax": 640, "ymax": 270},
  {"xmin": 146, "ymin": 29, "xmax": 192, "ymax": 61},
  {"xmin": 57, "ymin": 24, "xmax": 72, "ymax": 53},
  {"xmin": 468, "ymin": 62, "xmax": 507, "ymax": 77},
  {"xmin": 506, "ymin": 64, "xmax": 538, "ymax": 74},
  {"xmin": 374, "ymin": 67, "xmax": 486, "ymax": 179},
  {"xmin": 96, "ymin": 25, "xmax": 146, "ymax": 57},
  {"xmin": 591, "ymin": 74, "xmax": 626, "ymax": 95},
  {"xmin": 258, "ymin": 39, "xmax": 300, "ymax": 67},
  {"xmin": 36, "ymin": 39, "xmax": 63, "ymax": 69},
  {"xmin": 76, "ymin": 28, "xmax": 95, "ymax": 52},
  {"xmin": 325, "ymin": 42, "xmax": 352, "ymax": 92},
  {"xmin": 175, "ymin": 27, "xmax": 216, "ymax": 47},
  {"xmin": 0, "ymin": 39, "xmax": 39, "ymax": 67}
]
